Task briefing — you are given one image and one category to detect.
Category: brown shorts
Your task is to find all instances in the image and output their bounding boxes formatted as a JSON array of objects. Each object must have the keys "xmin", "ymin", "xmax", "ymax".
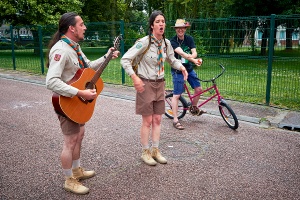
[
  {"xmin": 136, "ymin": 80, "xmax": 165, "ymax": 115},
  {"xmin": 57, "ymin": 114, "xmax": 85, "ymax": 135}
]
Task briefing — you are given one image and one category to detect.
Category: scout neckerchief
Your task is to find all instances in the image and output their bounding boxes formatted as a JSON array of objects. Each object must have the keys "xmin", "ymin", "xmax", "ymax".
[
  {"xmin": 151, "ymin": 34, "xmax": 164, "ymax": 75},
  {"xmin": 61, "ymin": 35, "xmax": 87, "ymax": 68}
]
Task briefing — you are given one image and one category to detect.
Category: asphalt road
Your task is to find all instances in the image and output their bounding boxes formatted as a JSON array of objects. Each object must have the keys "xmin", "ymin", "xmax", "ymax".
[{"xmin": 0, "ymin": 77, "xmax": 299, "ymax": 200}]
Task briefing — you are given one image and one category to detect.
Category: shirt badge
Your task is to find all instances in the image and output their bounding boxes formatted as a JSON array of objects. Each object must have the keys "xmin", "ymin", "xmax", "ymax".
[
  {"xmin": 54, "ymin": 54, "xmax": 61, "ymax": 61},
  {"xmin": 135, "ymin": 42, "xmax": 143, "ymax": 49}
]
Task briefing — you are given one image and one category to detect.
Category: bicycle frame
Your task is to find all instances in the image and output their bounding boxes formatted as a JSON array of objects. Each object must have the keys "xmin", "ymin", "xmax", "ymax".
[{"xmin": 184, "ymin": 79, "xmax": 223, "ymax": 109}]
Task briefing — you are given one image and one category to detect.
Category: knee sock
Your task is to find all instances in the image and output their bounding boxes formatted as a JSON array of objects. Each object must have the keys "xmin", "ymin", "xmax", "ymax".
[{"xmin": 72, "ymin": 159, "xmax": 80, "ymax": 169}]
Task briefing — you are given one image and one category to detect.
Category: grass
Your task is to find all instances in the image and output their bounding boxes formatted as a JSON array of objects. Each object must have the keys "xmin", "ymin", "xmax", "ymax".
[{"xmin": 0, "ymin": 48, "xmax": 299, "ymax": 111}]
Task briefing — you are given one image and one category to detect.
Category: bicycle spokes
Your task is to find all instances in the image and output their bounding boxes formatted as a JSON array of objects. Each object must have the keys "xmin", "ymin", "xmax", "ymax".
[
  {"xmin": 167, "ymin": 109, "xmax": 173, "ymax": 115},
  {"xmin": 219, "ymin": 103, "xmax": 239, "ymax": 129}
]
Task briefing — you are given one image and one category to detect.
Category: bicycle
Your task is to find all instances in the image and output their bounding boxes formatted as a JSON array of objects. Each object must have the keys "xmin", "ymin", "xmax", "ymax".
[{"xmin": 165, "ymin": 64, "xmax": 239, "ymax": 130}]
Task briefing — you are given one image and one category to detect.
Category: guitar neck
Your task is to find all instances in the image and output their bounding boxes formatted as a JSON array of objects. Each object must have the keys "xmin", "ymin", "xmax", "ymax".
[
  {"xmin": 87, "ymin": 35, "xmax": 121, "ymax": 88},
  {"xmin": 90, "ymin": 50, "xmax": 114, "ymax": 85}
]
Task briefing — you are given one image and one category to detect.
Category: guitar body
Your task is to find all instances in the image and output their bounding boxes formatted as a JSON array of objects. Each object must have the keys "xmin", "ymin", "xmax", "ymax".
[
  {"xmin": 52, "ymin": 68, "xmax": 104, "ymax": 124},
  {"xmin": 51, "ymin": 34, "xmax": 122, "ymax": 124}
]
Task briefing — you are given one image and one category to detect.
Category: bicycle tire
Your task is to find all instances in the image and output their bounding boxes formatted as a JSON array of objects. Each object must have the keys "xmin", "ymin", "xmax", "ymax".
[
  {"xmin": 219, "ymin": 101, "xmax": 239, "ymax": 130},
  {"xmin": 165, "ymin": 93, "xmax": 188, "ymax": 119}
]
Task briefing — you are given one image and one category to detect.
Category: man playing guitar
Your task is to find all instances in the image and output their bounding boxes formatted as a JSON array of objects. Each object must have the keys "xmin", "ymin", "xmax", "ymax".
[{"xmin": 46, "ymin": 12, "xmax": 119, "ymax": 195}]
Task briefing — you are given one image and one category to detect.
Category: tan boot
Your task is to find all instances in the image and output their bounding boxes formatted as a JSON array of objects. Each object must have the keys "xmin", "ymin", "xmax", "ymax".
[
  {"xmin": 141, "ymin": 149, "xmax": 157, "ymax": 166},
  {"xmin": 64, "ymin": 177, "xmax": 89, "ymax": 195},
  {"xmin": 72, "ymin": 167, "xmax": 95, "ymax": 180},
  {"xmin": 151, "ymin": 147, "xmax": 167, "ymax": 164}
]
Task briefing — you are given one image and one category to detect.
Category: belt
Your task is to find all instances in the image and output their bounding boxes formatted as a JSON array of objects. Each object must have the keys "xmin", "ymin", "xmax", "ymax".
[{"xmin": 140, "ymin": 77, "xmax": 165, "ymax": 82}]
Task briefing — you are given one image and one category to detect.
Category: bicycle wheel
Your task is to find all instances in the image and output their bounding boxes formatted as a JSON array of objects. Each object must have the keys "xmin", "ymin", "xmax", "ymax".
[
  {"xmin": 219, "ymin": 101, "xmax": 239, "ymax": 130},
  {"xmin": 165, "ymin": 93, "xmax": 188, "ymax": 119}
]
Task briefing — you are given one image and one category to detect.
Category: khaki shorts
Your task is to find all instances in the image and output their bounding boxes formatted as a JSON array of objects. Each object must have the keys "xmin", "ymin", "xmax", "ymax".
[
  {"xmin": 136, "ymin": 80, "xmax": 165, "ymax": 115},
  {"xmin": 57, "ymin": 114, "xmax": 85, "ymax": 135}
]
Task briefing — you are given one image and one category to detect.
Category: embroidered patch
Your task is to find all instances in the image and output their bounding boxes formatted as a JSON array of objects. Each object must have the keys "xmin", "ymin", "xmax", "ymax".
[
  {"xmin": 54, "ymin": 54, "xmax": 61, "ymax": 61},
  {"xmin": 135, "ymin": 42, "xmax": 143, "ymax": 49}
]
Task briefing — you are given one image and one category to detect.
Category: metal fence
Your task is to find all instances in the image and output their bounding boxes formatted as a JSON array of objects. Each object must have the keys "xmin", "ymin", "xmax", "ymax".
[{"xmin": 0, "ymin": 14, "xmax": 299, "ymax": 110}]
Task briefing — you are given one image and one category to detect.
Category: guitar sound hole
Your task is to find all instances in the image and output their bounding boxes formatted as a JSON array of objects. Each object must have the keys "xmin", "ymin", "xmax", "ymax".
[
  {"xmin": 77, "ymin": 82, "xmax": 97, "ymax": 104},
  {"xmin": 86, "ymin": 82, "xmax": 96, "ymax": 90}
]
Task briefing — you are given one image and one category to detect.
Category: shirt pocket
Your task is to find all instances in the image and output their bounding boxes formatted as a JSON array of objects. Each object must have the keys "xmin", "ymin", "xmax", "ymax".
[
  {"xmin": 73, "ymin": 60, "xmax": 80, "ymax": 67},
  {"xmin": 65, "ymin": 57, "xmax": 80, "ymax": 71},
  {"xmin": 144, "ymin": 48, "xmax": 158, "ymax": 67}
]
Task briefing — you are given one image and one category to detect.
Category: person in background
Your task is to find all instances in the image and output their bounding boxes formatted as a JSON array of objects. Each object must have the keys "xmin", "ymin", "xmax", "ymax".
[
  {"xmin": 120, "ymin": 10, "xmax": 188, "ymax": 166},
  {"xmin": 46, "ymin": 12, "xmax": 119, "ymax": 194},
  {"xmin": 170, "ymin": 19, "xmax": 205, "ymax": 130}
]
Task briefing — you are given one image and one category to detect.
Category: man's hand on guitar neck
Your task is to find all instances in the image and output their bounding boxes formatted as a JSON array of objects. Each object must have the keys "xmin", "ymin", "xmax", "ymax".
[
  {"xmin": 105, "ymin": 47, "xmax": 120, "ymax": 59},
  {"xmin": 77, "ymin": 89, "xmax": 97, "ymax": 100}
]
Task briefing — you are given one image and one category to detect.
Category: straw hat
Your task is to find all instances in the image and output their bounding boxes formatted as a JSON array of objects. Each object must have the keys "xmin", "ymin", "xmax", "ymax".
[{"xmin": 171, "ymin": 19, "xmax": 191, "ymax": 28}]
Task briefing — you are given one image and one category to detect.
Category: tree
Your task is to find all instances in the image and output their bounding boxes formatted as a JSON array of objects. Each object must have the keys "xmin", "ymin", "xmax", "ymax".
[
  {"xmin": 0, "ymin": 0, "xmax": 84, "ymax": 25},
  {"xmin": 162, "ymin": 0, "xmax": 235, "ymax": 21},
  {"xmin": 229, "ymin": 0, "xmax": 300, "ymax": 54}
]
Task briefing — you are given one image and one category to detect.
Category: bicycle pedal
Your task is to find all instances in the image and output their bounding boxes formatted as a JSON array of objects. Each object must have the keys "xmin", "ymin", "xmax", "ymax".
[{"xmin": 189, "ymin": 106, "xmax": 200, "ymax": 115}]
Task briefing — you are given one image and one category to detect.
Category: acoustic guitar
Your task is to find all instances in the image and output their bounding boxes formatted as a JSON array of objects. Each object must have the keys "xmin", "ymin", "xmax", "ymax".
[{"xmin": 52, "ymin": 35, "xmax": 122, "ymax": 124}]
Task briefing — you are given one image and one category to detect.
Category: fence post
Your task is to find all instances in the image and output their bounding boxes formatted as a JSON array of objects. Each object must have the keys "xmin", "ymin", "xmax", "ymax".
[
  {"xmin": 38, "ymin": 25, "xmax": 45, "ymax": 74},
  {"xmin": 120, "ymin": 20, "xmax": 125, "ymax": 84},
  {"xmin": 10, "ymin": 25, "xmax": 16, "ymax": 70},
  {"xmin": 266, "ymin": 14, "xmax": 276, "ymax": 106}
]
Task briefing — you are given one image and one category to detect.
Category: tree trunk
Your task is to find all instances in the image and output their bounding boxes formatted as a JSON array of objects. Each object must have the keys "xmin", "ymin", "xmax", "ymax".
[
  {"xmin": 260, "ymin": 31, "xmax": 267, "ymax": 56},
  {"xmin": 286, "ymin": 27, "xmax": 293, "ymax": 50},
  {"xmin": 32, "ymin": 30, "xmax": 40, "ymax": 55}
]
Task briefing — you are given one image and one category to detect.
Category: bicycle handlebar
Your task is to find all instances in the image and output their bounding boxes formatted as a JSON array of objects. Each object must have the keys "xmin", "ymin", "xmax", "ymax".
[{"xmin": 198, "ymin": 64, "xmax": 226, "ymax": 82}]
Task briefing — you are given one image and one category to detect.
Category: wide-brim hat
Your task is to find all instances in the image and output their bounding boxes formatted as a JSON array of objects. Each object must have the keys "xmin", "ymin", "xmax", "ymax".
[{"xmin": 171, "ymin": 19, "xmax": 191, "ymax": 28}]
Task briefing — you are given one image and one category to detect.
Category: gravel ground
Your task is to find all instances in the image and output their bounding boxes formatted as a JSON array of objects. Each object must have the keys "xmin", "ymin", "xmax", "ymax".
[{"xmin": 0, "ymin": 70, "xmax": 300, "ymax": 200}]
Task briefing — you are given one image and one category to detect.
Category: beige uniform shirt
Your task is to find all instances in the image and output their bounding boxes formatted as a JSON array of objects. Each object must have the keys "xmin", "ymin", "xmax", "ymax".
[
  {"xmin": 121, "ymin": 36, "xmax": 182, "ymax": 80},
  {"xmin": 46, "ymin": 37, "xmax": 106, "ymax": 97}
]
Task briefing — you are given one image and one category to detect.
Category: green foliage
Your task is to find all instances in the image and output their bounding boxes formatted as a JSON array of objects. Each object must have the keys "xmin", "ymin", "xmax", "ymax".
[
  {"xmin": 123, "ymin": 24, "xmax": 147, "ymax": 51},
  {"xmin": 229, "ymin": 0, "xmax": 300, "ymax": 17},
  {"xmin": 0, "ymin": 42, "xmax": 16, "ymax": 50},
  {"xmin": 1, "ymin": 0, "xmax": 299, "ymax": 26},
  {"xmin": 0, "ymin": 0, "xmax": 84, "ymax": 25},
  {"xmin": 190, "ymin": 30, "xmax": 208, "ymax": 55}
]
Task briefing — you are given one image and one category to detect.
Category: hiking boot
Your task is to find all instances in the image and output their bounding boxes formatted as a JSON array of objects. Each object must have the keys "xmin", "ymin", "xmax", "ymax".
[
  {"xmin": 151, "ymin": 147, "xmax": 167, "ymax": 164},
  {"xmin": 141, "ymin": 149, "xmax": 157, "ymax": 166},
  {"xmin": 64, "ymin": 177, "xmax": 89, "ymax": 195},
  {"xmin": 72, "ymin": 167, "xmax": 95, "ymax": 180}
]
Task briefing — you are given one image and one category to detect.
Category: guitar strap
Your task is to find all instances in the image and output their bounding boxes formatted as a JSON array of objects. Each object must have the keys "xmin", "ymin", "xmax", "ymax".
[{"xmin": 61, "ymin": 35, "xmax": 88, "ymax": 68}]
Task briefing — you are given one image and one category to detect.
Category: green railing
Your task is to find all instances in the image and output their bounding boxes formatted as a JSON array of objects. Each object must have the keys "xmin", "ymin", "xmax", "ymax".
[{"xmin": 0, "ymin": 14, "xmax": 299, "ymax": 110}]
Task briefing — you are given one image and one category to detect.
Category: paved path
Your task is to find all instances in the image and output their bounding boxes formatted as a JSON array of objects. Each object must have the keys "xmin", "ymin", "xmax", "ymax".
[{"xmin": 0, "ymin": 70, "xmax": 299, "ymax": 199}]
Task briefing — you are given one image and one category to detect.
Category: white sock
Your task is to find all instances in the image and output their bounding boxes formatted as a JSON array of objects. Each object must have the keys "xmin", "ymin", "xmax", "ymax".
[
  {"xmin": 63, "ymin": 168, "xmax": 72, "ymax": 178},
  {"xmin": 152, "ymin": 141, "xmax": 159, "ymax": 148},
  {"xmin": 142, "ymin": 144, "xmax": 150, "ymax": 150},
  {"xmin": 72, "ymin": 159, "xmax": 80, "ymax": 169}
]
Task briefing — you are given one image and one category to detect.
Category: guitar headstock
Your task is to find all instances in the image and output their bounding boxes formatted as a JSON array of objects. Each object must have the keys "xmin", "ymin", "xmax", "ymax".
[{"xmin": 113, "ymin": 34, "xmax": 122, "ymax": 51}]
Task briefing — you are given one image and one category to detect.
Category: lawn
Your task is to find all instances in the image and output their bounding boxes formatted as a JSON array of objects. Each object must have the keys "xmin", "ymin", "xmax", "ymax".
[{"xmin": 0, "ymin": 48, "xmax": 299, "ymax": 110}]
